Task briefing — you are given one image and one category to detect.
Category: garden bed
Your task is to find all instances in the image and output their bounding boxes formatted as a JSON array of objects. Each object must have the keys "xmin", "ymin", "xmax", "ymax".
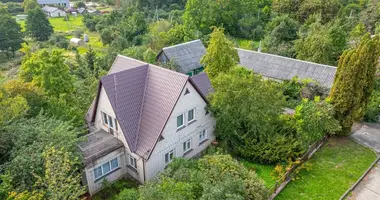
[
  {"xmin": 90, "ymin": 178, "xmax": 139, "ymax": 200},
  {"xmin": 275, "ymin": 137, "xmax": 377, "ymax": 200}
]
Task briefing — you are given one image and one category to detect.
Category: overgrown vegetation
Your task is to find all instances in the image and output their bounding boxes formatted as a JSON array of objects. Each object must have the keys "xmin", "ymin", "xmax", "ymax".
[{"xmin": 116, "ymin": 155, "xmax": 268, "ymax": 200}]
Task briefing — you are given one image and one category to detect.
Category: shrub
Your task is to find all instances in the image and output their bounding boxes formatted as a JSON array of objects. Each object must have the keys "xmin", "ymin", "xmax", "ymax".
[{"xmin": 73, "ymin": 29, "xmax": 84, "ymax": 38}]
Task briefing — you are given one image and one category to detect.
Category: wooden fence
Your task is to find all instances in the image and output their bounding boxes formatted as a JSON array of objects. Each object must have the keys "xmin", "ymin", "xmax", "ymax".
[{"xmin": 268, "ymin": 138, "xmax": 326, "ymax": 200}]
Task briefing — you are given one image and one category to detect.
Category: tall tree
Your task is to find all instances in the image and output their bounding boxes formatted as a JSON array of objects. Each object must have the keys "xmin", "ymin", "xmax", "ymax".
[
  {"xmin": 22, "ymin": 0, "xmax": 38, "ymax": 12},
  {"xmin": 0, "ymin": 9, "xmax": 23, "ymax": 57},
  {"xmin": 262, "ymin": 15, "xmax": 299, "ymax": 57},
  {"xmin": 295, "ymin": 19, "xmax": 347, "ymax": 65},
  {"xmin": 201, "ymin": 27, "xmax": 239, "ymax": 78},
  {"xmin": 34, "ymin": 147, "xmax": 86, "ymax": 200},
  {"xmin": 20, "ymin": 49, "xmax": 74, "ymax": 97},
  {"xmin": 329, "ymin": 34, "xmax": 380, "ymax": 134},
  {"xmin": 208, "ymin": 67, "xmax": 303, "ymax": 163},
  {"xmin": 26, "ymin": 7, "xmax": 53, "ymax": 41}
]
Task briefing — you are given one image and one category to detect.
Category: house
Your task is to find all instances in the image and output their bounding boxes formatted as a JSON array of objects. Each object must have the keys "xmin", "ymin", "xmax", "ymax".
[
  {"xmin": 82, "ymin": 55, "xmax": 216, "ymax": 195},
  {"xmin": 159, "ymin": 40, "xmax": 337, "ymax": 88},
  {"xmin": 38, "ymin": 0, "xmax": 69, "ymax": 8},
  {"xmin": 15, "ymin": 14, "xmax": 27, "ymax": 21},
  {"xmin": 237, "ymin": 48, "xmax": 337, "ymax": 88},
  {"xmin": 42, "ymin": 6, "xmax": 66, "ymax": 17},
  {"xmin": 157, "ymin": 39, "xmax": 206, "ymax": 76}
]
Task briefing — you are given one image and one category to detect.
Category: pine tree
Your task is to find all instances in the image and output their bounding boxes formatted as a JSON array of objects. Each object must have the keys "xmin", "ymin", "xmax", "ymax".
[
  {"xmin": 26, "ymin": 7, "xmax": 54, "ymax": 41},
  {"xmin": 201, "ymin": 27, "xmax": 239, "ymax": 78},
  {"xmin": 85, "ymin": 46, "xmax": 96, "ymax": 71},
  {"xmin": 329, "ymin": 34, "xmax": 380, "ymax": 135}
]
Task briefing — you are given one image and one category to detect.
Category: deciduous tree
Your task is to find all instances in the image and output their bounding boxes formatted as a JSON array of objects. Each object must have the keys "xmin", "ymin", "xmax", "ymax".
[
  {"xmin": 26, "ymin": 7, "xmax": 53, "ymax": 41},
  {"xmin": 34, "ymin": 147, "xmax": 85, "ymax": 200},
  {"xmin": 20, "ymin": 49, "xmax": 74, "ymax": 97},
  {"xmin": 0, "ymin": 9, "xmax": 22, "ymax": 57}
]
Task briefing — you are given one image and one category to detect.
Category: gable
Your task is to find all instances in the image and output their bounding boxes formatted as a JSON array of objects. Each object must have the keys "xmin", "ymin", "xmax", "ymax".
[{"xmin": 149, "ymin": 81, "xmax": 209, "ymax": 157}]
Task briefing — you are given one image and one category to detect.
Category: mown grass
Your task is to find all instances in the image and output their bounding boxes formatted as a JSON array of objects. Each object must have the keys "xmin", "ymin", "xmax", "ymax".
[
  {"xmin": 275, "ymin": 137, "xmax": 377, "ymax": 200},
  {"xmin": 241, "ymin": 160, "xmax": 276, "ymax": 188}
]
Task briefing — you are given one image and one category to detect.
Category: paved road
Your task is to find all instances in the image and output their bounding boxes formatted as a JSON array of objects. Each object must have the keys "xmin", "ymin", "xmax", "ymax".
[{"xmin": 350, "ymin": 123, "xmax": 380, "ymax": 200}]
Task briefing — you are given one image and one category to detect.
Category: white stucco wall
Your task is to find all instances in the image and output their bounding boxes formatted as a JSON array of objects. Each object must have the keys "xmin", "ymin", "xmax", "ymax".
[
  {"xmin": 144, "ymin": 82, "xmax": 216, "ymax": 181},
  {"xmin": 93, "ymin": 87, "xmax": 144, "ymax": 183},
  {"xmin": 85, "ymin": 148, "xmax": 126, "ymax": 195}
]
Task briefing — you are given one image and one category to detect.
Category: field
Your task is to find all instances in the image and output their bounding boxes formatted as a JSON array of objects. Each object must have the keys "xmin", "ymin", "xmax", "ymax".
[
  {"xmin": 17, "ymin": 15, "xmax": 103, "ymax": 53},
  {"xmin": 275, "ymin": 137, "xmax": 377, "ymax": 200}
]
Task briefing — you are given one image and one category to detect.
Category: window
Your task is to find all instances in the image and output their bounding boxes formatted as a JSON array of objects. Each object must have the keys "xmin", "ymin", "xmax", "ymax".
[
  {"xmin": 188, "ymin": 109, "xmax": 195, "ymax": 122},
  {"xmin": 199, "ymin": 129, "xmax": 207, "ymax": 144},
  {"xmin": 93, "ymin": 158, "xmax": 119, "ymax": 180},
  {"xmin": 129, "ymin": 155, "xmax": 137, "ymax": 169},
  {"xmin": 165, "ymin": 149, "xmax": 175, "ymax": 164},
  {"xmin": 183, "ymin": 139, "xmax": 191, "ymax": 153},
  {"xmin": 177, "ymin": 114, "xmax": 184, "ymax": 128},
  {"xmin": 101, "ymin": 111, "xmax": 117, "ymax": 131}
]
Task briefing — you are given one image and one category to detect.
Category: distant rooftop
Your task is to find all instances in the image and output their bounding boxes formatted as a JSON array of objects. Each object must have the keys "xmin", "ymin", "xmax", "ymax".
[
  {"xmin": 159, "ymin": 39, "xmax": 206, "ymax": 73},
  {"xmin": 237, "ymin": 48, "xmax": 337, "ymax": 88}
]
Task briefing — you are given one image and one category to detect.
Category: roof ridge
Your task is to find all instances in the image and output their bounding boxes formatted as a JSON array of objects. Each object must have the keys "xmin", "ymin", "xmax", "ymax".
[
  {"xmin": 163, "ymin": 39, "xmax": 201, "ymax": 50},
  {"xmin": 235, "ymin": 48, "xmax": 337, "ymax": 69},
  {"xmin": 148, "ymin": 64, "xmax": 189, "ymax": 78},
  {"xmin": 133, "ymin": 65, "xmax": 150, "ymax": 152}
]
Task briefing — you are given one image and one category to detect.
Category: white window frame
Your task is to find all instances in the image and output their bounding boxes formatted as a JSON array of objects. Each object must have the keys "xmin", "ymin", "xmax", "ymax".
[
  {"xmin": 129, "ymin": 155, "xmax": 137, "ymax": 169},
  {"xmin": 187, "ymin": 108, "xmax": 196, "ymax": 123},
  {"xmin": 101, "ymin": 111, "xmax": 118, "ymax": 131},
  {"xmin": 199, "ymin": 129, "xmax": 207, "ymax": 144},
  {"xmin": 165, "ymin": 149, "xmax": 175, "ymax": 165},
  {"xmin": 183, "ymin": 139, "xmax": 192, "ymax": 154},
  {"xmin": 93, "ymin": 157, "xmax": 119, "ymax": 181},
  {"xmin": 176, "ymin": 114, "xmax": 185, "ymax": 129}
]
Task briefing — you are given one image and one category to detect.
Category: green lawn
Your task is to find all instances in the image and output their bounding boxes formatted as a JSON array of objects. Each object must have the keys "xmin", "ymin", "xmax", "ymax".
[
  {"xmin": 241, "ymin": 160, "xmax": 276, "ymax": 188},
  {"xmin": 17, "ymin": 15, "xmax": 104, "ymax": 54},
  {"xmin": 275, "ymin": 137, "xmax": 377, "ymax": 200}
]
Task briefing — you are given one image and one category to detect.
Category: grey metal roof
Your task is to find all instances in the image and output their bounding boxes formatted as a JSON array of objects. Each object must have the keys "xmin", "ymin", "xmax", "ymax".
[
  {"xmin": 42, "ymin": 6, "xmax": 59, "ymax": 13},
  {"xmin": 160, "ymin": 39, "xmax": 206, "ymax": 73},
  {"xmin": 237, "ymin": 48, "xmax": 337, "ymax": 88},
  {"xmin": 79, "ymin": 129, "xmax": 124, "ymax": 165},
  {"xmin": 190, "ymin": 72, "xmax": 213, "ymax": 97},
  {"xmin": 88, "ymin": 55, "xmax": 191, "ymax": 159}
]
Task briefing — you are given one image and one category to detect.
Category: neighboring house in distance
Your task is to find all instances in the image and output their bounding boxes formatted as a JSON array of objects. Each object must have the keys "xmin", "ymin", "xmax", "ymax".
[
  {"xmin": 81, "ymin": 55, "xmax": 216, "ymax": 195},
  {"xmin": 42, "ymin": 6, "xmax": 66, "ymax": 17},
  {"xmin": 37, "ymin": 0, "xmax": 69, "ymax": 8},
  {"xmin": 157, "ymin": 39, "xmax": 206, "ymax": 76},
  {"xmin": 237, "ymin": 48, "xmax": 337, "ymax": 88}
]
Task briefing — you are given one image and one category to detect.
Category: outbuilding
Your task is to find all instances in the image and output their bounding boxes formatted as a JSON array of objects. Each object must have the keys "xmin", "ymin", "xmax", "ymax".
[
  {"xmin": 70, "ymin": 38, "xmax": 85, "ymax": 46},
  {"xmin": 42, "ymin": 6, "xmax": 66, "ymax": 17}
]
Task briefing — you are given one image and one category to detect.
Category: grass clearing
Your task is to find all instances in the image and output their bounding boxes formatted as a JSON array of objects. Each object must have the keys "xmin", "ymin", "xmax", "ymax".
[
  {"xmin": 234, "ymin": 38, "xmax": 259, "ymax": 50},
  {"xmin": 18, "ymin": 15, "xmax": 104, "ymax": 54},
  {"xmin": 275, "ymin": 137, "xmax": 377, "ymax": 200},
  {"xmin": 241, "ymin": 160, "xmax": 276, "ymax": 188}
]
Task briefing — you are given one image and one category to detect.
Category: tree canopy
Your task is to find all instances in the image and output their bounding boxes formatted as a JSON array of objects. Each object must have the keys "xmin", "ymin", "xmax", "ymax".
[
  {"xmin": 0, "ymin": 9, "xmax": 22, "ymax": 56},
  {"xmin": 201, "ymin": 27, "xmax": 239, "ymax": 78},
  {"xmin": 26, "ymin": 7, "xmax": 53, "ymax": 41},
  {"xmin": 329, "ymin": 34, "xmax": 380, "ymax": 134}
]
